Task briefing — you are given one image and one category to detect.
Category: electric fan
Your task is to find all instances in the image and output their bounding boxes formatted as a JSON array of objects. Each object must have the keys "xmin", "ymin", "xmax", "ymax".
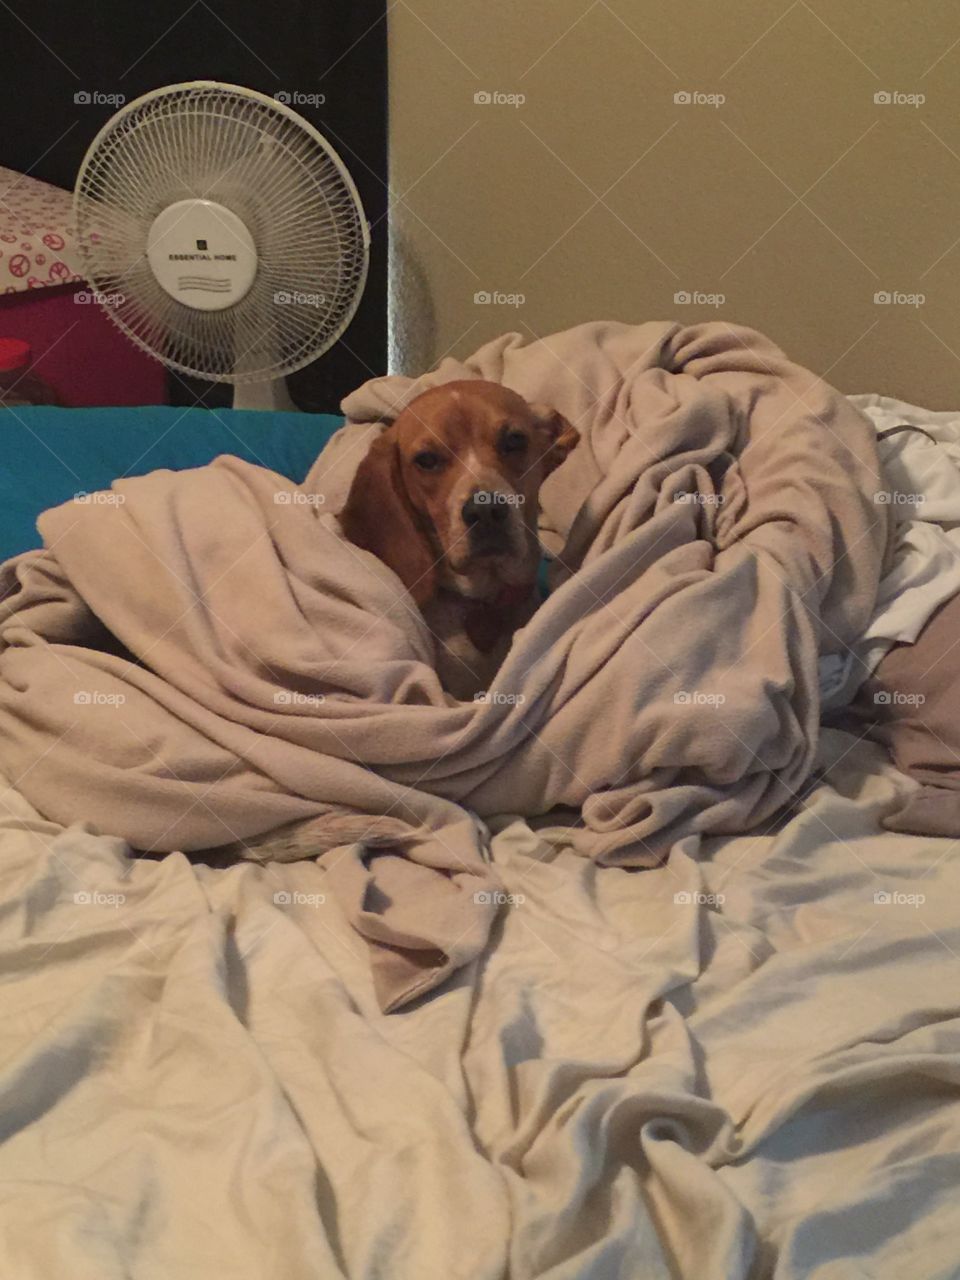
[{"xmin": 73, "ymin": 81, "xmax": 370, "ymax": 410}]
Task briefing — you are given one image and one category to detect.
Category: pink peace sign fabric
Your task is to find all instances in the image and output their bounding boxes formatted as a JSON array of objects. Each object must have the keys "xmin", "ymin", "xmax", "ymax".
[{"xmin": 0, "ymin": 166, "xmax": 85, "ymax": 295}]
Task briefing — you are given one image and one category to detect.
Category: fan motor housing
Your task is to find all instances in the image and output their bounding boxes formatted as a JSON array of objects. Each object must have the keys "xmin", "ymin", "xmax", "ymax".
[{"xmin": 146, "ymin": 199, "xmax": 258, "ymax": 312}]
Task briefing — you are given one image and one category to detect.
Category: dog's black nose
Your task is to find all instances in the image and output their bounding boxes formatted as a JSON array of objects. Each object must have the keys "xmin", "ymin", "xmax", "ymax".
[{"xmin": 462, "ymin": 492, "xmax": 510, "ymax": 527}]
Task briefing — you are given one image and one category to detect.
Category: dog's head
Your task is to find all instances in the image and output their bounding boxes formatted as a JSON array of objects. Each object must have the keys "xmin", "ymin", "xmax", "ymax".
[{"xmin": 340, "ymin": 380, "xmax": 579, "ymax": 606}]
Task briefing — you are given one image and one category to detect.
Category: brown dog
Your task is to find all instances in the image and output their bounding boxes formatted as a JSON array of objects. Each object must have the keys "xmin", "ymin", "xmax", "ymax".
[{"xmin": 340, "ymin": 380, "xmax": 579, "ymax": 699}]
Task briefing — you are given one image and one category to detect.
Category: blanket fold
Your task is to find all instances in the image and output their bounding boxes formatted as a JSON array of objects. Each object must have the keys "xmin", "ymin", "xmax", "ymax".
[{"xmin": 0, "ymin": 320, "xmax": 888, "ymax": 1009}]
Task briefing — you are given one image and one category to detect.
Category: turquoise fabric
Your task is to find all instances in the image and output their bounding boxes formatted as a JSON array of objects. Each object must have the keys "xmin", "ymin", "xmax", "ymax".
[
  {"xmin": 537, "ymin": 553, "xmax": 553, "ymax": 600},
  {"xmin": 0, "ymin": 405, "xmax": 345, "ymax": 561}
]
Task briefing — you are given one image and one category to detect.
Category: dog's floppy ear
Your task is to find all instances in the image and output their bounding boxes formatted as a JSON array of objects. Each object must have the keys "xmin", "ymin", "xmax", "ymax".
[
  {"xmin": 340, "ymin": 428, "xmax": 438, "ymax": 607},
  {"xmin": 530, "ymin": 403, "xmax": 580, "ymax": 476}
]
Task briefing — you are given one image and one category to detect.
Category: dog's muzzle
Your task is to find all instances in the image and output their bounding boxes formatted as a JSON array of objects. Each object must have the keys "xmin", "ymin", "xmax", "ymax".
[{"xmin": 462, "ymin": 490, "xmax": 515, "ymax": 555}]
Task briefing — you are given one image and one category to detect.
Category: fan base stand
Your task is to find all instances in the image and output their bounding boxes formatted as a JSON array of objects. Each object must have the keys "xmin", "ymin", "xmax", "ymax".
[{"xmin": 232, "ymin": 376, "xmax": 299, "ymax": 413}]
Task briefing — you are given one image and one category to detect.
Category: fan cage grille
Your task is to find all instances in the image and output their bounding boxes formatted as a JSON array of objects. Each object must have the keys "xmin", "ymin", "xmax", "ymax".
[{"xmin": 74, "ymin": 83, "xmax": 369, "ymax": 383}]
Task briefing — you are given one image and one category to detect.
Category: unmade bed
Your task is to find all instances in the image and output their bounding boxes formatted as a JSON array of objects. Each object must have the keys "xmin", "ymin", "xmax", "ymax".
[
  {"xmin": 0, "ymin": 733, "xmax": 957, "ymax": 1279},
  {"xmin": 1, "ymin": 324, "xmax": 960, "ymax": 1278}
]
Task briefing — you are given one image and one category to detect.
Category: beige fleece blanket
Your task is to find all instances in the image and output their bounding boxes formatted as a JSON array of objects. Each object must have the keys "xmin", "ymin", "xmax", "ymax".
[{"xmin": 0, "ymin": 321, "xmax": 887, "ymax": 1010}]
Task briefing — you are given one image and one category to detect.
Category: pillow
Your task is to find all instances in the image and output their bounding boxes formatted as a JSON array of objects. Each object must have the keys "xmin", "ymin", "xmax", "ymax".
[
  {"xmin": 0, "ymin": 405, "xmax": 345, "ymax": 562},
  {"xmin": 0, "ymin": 165, "xmax": 84, "ymax": 295}
]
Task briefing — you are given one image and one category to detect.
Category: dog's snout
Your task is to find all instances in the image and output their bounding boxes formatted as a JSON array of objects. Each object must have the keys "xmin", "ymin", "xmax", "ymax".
[{"xmin": 462, "ymin": 491, "xmax": 510, "ymax": 528}]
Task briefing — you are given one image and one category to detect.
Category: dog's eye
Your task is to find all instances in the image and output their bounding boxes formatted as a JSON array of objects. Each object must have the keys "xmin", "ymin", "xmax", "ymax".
[
  {"xmin": 413, "ymin": 450, "xmax": 443, "ymax": 471},
  {"xmin": 500, "ymin": 430, "xmax": 528, "ymax": 454}
]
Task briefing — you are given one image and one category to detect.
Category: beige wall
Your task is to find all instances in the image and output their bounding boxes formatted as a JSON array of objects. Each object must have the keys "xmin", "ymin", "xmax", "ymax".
[{"xmin": 388, "ymin": 0, "xmax": 960, "ymax": 407}]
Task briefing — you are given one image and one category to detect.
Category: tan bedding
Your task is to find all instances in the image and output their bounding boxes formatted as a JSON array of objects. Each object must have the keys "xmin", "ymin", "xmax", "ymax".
[
  {"xmin": 1, "ymin": 731, "xmax": 957, "ymax": 1279},
  {"xmin": 0, "ymin": 321, "xmax": 888, "ymax": 1011}
]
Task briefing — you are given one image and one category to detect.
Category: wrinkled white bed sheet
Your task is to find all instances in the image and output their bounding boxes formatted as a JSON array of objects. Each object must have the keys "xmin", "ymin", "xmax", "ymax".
[
  {"xmin": 821, "ymin": 393, "xmax": 960, "ymax": 707},
  {"xmin": 1, "ymin": 727, "xmax": 958, "ymax": 1279}
]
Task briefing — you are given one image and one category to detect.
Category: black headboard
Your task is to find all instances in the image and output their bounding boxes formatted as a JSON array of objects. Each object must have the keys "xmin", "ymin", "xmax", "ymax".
[{"xmin": 0, "ymin": 1, "xmax": 388, "ymax": 412}]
